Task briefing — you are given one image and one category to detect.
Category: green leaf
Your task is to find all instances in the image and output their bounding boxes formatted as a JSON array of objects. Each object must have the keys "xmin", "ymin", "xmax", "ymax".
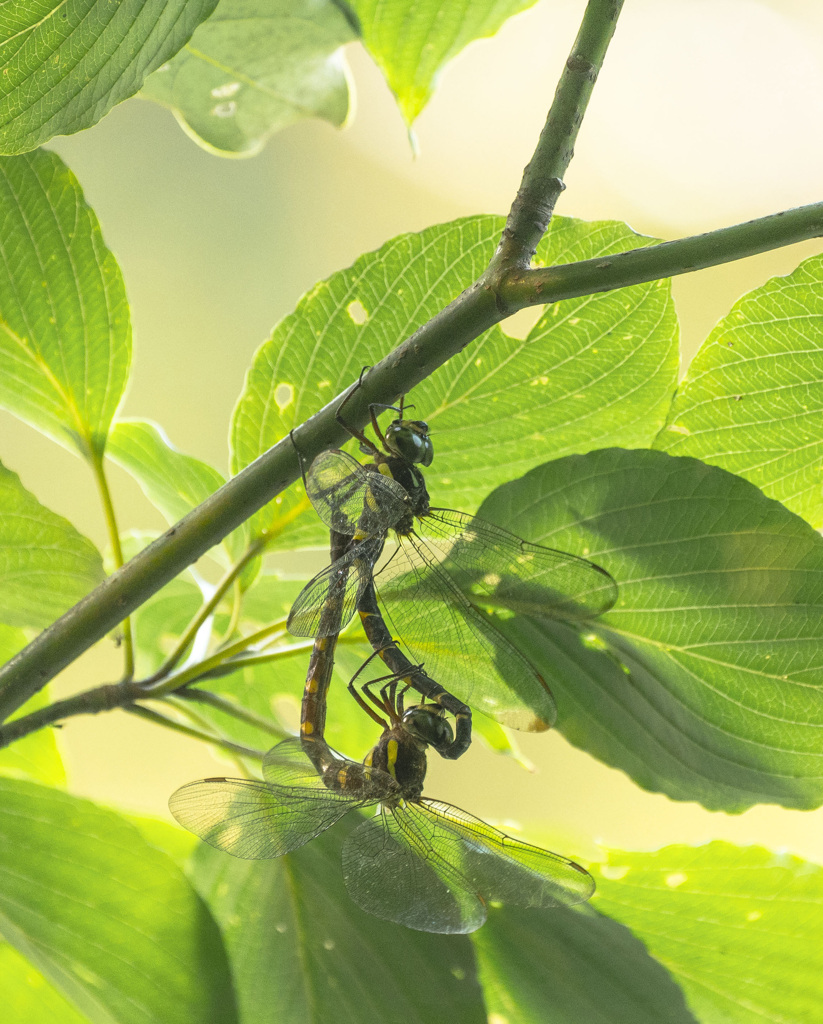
[
  {"xmin": 0, "ymin": 778, "xmax": 238, "ymax": 1024},
  {"xmin": 0, "ymin": 0, "xmax": 220, "ymax": 154},
  {"xmin": 231, "ymin": 215, "xmax": 677, "ymax": 543},
  {"xmin": 0, "ymin": 625, "xmax": 65, "ymax": 785},
  {"xmin": 0, "ymin": 461, "xmax": 104, "ymax": 630},
  {"xmin": 0, "ymin": 943, "xmax": 88, "ymax": 1024},
  {"xmin": 0, "ymin": 150, "xmax": 130, "ymax": 457},
  {"xmin": 190, "ymin": 815, "xmax": 486, "ymax": 1023},
  {"xmin": 350, "ymin": 0, "xmax": 537, "ymax": 125},
  {"xmin": 477, "ymin": 447, "xmax": 823, "ymax": 812},
  {"xmin": 656, "ymin": 252, "xmax": 823, "ymax": 529},
  {"xmin": 593, "ymin": 843, "xmax": 823, "ymax": 1024},
  {"xmin": 108, "ymin": 419, "xmax": 247, "ymax": 562},
  {"xmin": 141, "ymin": 0, "xmax": 356, "ymax": 157},
  {"xmin": 473, "ymin": 904, "xmax": 697, "ymax": 1024}
]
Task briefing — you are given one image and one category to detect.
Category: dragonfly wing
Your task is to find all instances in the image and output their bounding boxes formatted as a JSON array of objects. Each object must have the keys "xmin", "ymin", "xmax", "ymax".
[
  {"xmin": 376, "ymin": 536, "xmax": 557, "ymax": 731},
  {"xmin": 420, "ymin": 797, "xmax": 595, "ymax": 908},
  {"xmin": 422, "ymin": 509, "xmax": 618, "ymax": 619},
  {"xmin": 306, "ymin": 449, "xmax": 411, "ymax": 537},
  {"xmin": 287, "ymin": 538, "xmax": 379, "ymax": 638},
  {"xmin": 168, "ymin": 739, "xmax": 360, "ymax": 859},
  {"xmin": 342, "ymin": 808, "xmax": 486, "ymax": 933}
]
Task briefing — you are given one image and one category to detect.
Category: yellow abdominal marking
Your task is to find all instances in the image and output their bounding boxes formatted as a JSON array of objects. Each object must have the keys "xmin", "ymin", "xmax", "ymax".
[
  {"xmin": 302, "ymin": 721, "xmax": 314, "ymax": 735},
  {"xmin": 386, "ymin": 738, "xmax": 399, "ymax": 778}
]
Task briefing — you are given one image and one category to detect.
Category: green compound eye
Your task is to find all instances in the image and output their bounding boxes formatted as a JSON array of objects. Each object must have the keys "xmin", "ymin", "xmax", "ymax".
[{"xmin": 384, "ymin": 420, "xmax": 434, "ymax": 466}]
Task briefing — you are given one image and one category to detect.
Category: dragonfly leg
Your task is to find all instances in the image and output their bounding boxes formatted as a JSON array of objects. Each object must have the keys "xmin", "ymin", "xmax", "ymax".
[{"xmin": 335, "ymin": 368, "xmax": 380, "ymax": 454}]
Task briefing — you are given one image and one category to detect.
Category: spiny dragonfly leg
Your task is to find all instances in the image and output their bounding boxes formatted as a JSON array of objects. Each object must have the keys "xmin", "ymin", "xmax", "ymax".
[{"xmin": 335, "ymin": 367, "xmax": 381, "ymax": 454}]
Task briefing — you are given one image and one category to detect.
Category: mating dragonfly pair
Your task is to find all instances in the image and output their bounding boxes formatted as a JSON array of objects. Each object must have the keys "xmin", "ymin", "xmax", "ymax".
[{"xmin": 170, "ymin": 390, "xmax": 617, "ymax": 932}]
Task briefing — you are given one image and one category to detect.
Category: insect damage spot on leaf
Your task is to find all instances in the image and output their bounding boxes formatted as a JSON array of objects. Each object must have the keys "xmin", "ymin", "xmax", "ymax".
[
  {"xmin": 347, "ymin": 300, "xmax": 368, "ymax": 325},
  {"xmin": 274, "ymin": 383, "xmax": 294, "ymax": 411}
]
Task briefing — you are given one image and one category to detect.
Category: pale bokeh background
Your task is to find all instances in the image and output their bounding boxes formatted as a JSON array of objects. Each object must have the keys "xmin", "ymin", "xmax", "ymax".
[{"xmin": 2, "ymin": 0, "xmax": 823, "ymax": 862}]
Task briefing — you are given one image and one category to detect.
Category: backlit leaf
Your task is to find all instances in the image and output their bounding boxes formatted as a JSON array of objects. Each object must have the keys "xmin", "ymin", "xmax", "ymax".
[
  {"xmin": 0, "ymin": 461, "xmax": 104, "ymax": 630},
  {"xmin": 0, "ymin": 0, "xmax": 219, "ymax": 153},
  {"xmin": 656, "ymin": 252, "xmax": 823, "ymax": 528},
  {"xmin": 231, "ymin": 215, "xmax": 676, "ymax": 544},
  {"xmin": 350, "ymin": 0, "xmax": 537, "ymax": 125},
  {"xmin": 141, "ymin": 0, "xmax": 356, "ymax": 157},
  {"xmin": 0, "ymin": 150, "xmax": 130, "ymax": 457},
  {"xmin": 189, "ymin": 816, "xmax": 485, "ymax": 1023},
  {"xmin": 478, "ymin": 447, "xmax": 823, "ymax": 811},
  {"xmin": 0, "ymin": 778, "xmax": 237, "ymax": 1024},
  {"xmin": 0, "ymin": 624, "xmax": 65, "ymax": 785},
  {"xmin": 593, "ymin": 843, "xmax": 823, "ymax": 1024}
]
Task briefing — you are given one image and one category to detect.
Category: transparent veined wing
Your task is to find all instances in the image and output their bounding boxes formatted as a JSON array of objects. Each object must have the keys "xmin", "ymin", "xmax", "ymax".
[
  {"xmin": 373, "ymin": 533, "xmax": 557, "ymax": 731},
  {"xmin": 419, "ymin": 509, "xmax": 617, "ymax": 620},
  {"xmin": 343, "ymin": 797, "xmax": 593, "ymax": 933},
  {"xmin": 342, "ymin": 807, "xmax": 487, "ymax": 933},
  {"xmin": 418, "ymin": 798, "xmax": 595, "ymax": 908},
  {"xmin": 369, "ymin": 509, "xmax": 617, "ymax": 730},
  {"xmin": 305, "ymin": 449, "xmax": 411, "ymax": 537},
  {"xmin": 287, "ymin": 536, "xmax": 382, "ymax": 638},
  {"xmin": 169, "ymin": 739, "xmax": 368, "ymax": 859}
]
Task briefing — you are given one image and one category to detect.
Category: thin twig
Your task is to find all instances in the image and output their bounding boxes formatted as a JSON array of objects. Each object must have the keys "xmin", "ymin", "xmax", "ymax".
[
  {"xmin": 489, "ymin": 0, "xmax": 624, "ymax": 272},
  {"xmin": 173, "ymin": 688, "xmax": 290, "ymax": 740},
  {"xmin": 148, "ymin": 539, "xmax": 265, "ymax": 681},
  {"xmin": 125, "ymin": 704, "xmax": 265, "ymax": 760},
  {"xmin": 89, "ymin": 450, "xmax": 135, "ymax": 680}
]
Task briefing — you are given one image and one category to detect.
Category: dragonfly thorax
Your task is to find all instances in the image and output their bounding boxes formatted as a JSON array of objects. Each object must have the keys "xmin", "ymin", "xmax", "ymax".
[{"xmin": 368, "ymin": 725, "xmax": 429, "ymax": 803}]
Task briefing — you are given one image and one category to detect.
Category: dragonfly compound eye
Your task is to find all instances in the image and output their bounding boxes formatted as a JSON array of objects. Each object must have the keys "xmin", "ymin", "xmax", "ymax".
[
  {"xmin": 384, "ymin": 420, "xmax": 434, "ymax": 466},
  {"xmin": 402, "ymin": 706, "xmax": 454, "ymax": 748}
]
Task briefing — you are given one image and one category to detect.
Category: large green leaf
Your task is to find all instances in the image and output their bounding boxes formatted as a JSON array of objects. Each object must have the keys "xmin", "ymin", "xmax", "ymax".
[
  {"xmin": 108, "ymin": 419, "xmax": 247, "ymax": 562},
  {"xmin": 141, "ymin": 0, "xmax": 356, "ymax": 157},
  {"xmin": 656, "ymin": 252, "xmax": 823, "ymax": 528},
  {"xmin": 190, "ymin": 816, "xmax": 486, "ymax": 1023},
  {"xmin": 0, "ymin": 943, "xmax": 88, "ymax": 1024},
  {"xmin": 593, "ymin": 843, "xmax": 823, "ymax": 1024},
  {"xmin": 473, "ymin": 904, "xmax": 697, "ymax": 1024},
  {"xmin": 350, "ymin": 0, "xmax": 537, "ymax": 125},
  {"xmin": 0, "ymin": 461, "xmax": 104, "ymax": 630},
  {"xmin": 0, "ymin": 150, "xmax": 130, "ymax": 457},
  {"xmin": 477, "ymin": 447, "xmax": 823, "ymax": 812},
  {"xmin": 0, "ymin": 0, "xmax": 219, "ymax": 154},
  {"xmin": 0, "ymin": 779, "xmax": 237, "ymax": 1024},
  {"xmin": 231, "ymin": 215, "xmax": 677, "ymax": 545},
  {"xmin": 0, "ymin": 625, "xmax": 64, "ymax": 785}
]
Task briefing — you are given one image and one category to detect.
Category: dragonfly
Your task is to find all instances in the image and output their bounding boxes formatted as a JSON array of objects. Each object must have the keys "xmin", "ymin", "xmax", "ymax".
[
  {"xmin": 169, "ymin": 664, "xmax": 595, "ymax": 934},
  {"xmin": 288, "ymin": 392, "xmax": 617, "ymax": 751}
]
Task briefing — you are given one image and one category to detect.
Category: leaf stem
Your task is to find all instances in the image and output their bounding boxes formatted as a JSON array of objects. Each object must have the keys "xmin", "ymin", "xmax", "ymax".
[
  {"xmin": 125, "ymin": 704, "xmax": 265, "ymax": 760},
  {"xmin": 489, "ymin": 0, "xmax": 625, "ymax": 272},
  {"xmin": 173, "ymin": 688, "xmax": 290, "ymax": 740},
  {"xmin": 89, "ymin": 450, "xmax": 134, "ymax": 679},
  {"xmin": 149, "ymin": 539, "xmax": 265, "ymax": 680}
]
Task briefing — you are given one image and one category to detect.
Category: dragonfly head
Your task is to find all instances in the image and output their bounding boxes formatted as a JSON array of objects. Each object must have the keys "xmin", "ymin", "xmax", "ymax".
[
  {"xmin": 402, "ymin": 705, "xmax": 454, "ymax": 752},
  {"xmin": 383, "ymin": 419, "xmax": 434, "ymax": 467}
]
